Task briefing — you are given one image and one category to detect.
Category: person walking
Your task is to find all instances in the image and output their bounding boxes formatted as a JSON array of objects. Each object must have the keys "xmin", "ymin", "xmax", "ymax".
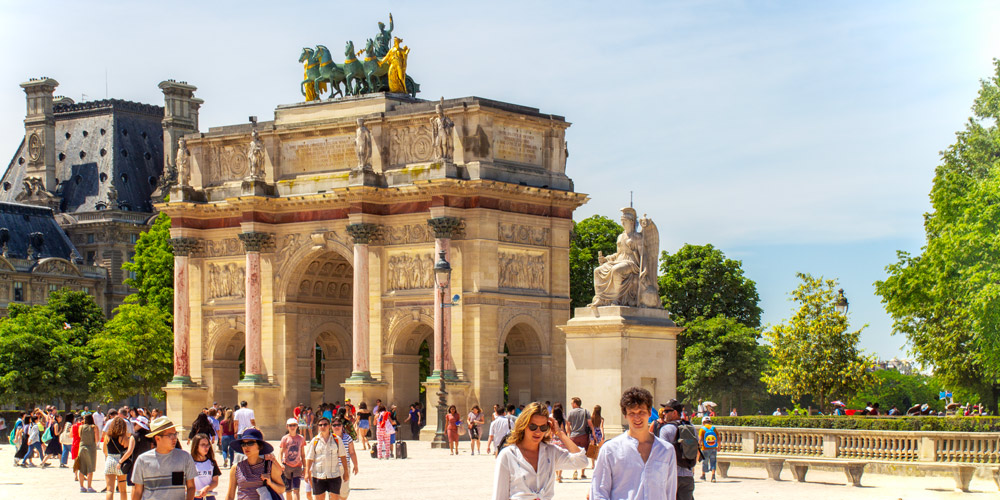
[
  {"xmin": 404, "ymin": 404, "xmax": 421, "ymax": 441},
  {"xmin": 486, "ymin": 406, "xmax": 512, "ymax": 456},
  {"xmin": 103, "ymin": 417, "xmax": 129, "ymax": 500},
  {"xmin": 551, "ymin": 405, "xmax": 568, "ymax": 483},
  {"xmin": 233, "ymin": 401, "xmax": 256, "ymax": 438},
  {"xmin": 588, "ymin": 405, "xmax": 606, "ymax": 471},
  {"xmin": 304, "ymin": 417, "xmax": 349, "ymax": 500},
  {"xmin": 445, "ymin": 405, "xmax": 462, "ymax": 455},
  {"xmin": 77, "ymin": 414, "xmax": 99, "ymax": 493},
  {"xmin": 374, "ymin": 408, "xmax": 392, "ymax": 459},
  {"xmin": 60, "ymin": 413, "xmax": 75, "ymax": 468},
  {"xmin": 13, "ymin": 414, "xmax": 29, "ymax": 467},
  {"xmin": 492, "ymin": 402, "xmax": 588, "ymax": 500},
  {"xmin": 188, "ymin": 412, "xmax": 216, "ymax": 447},
  {"xmin": 566, "ymin": 397, "xmax": 594, "ymax": 480},
  {"xmin": 42, "ymin": 413, "xmax": 63, "ymax": 467},
  {"xmin": 467, "ymin": 406, "xmax": 485, "ymax": 455},
  {"xmin": 281, "ymin": 418, "xmax": 307, "ymax": 500},
  {"xmin": 658, "ymin": 399, "xmax": 695, "ymax": 500},
  {"xmin": 132, "ymin": 417, "xmax": 198, "ymax": 500},
  {"xmin": 335, "ymin": 418, "xmax": 359, "ymax": 499},
  {"xmin": 355, "ymin": 403, "xmax": 370, "ymax": 450},
  {"xmin": 219, "ymin": 410, "xmax": 236, "ymax": 468},
  {"xmin": 190, "ymin": 433, "xmax": 221, "ymax": 500},
  {"xmin": 698, "ymin": 416, "xmax": 718, "ymax": 482},
  {"xmin": 591, "ymin": 387, "xmax": 677, "ymax": 500}
]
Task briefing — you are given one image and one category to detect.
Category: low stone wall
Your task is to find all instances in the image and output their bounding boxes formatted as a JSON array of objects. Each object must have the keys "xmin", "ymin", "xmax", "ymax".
[{"xmin": 717, "ymin": 425, "xmax": 1000, "ymax": 478}]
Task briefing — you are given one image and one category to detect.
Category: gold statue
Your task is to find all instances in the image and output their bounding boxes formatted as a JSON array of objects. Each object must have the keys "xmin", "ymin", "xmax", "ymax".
[{"xmin": 379, "ymin": 36, "xmax": 410, "ymax": 94}]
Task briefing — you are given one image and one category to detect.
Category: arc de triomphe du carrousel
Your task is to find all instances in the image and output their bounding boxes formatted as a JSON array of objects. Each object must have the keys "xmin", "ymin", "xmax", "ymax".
[{"xmin": 161, "ymin": 18, "xmax": 679, "ymax": 437}]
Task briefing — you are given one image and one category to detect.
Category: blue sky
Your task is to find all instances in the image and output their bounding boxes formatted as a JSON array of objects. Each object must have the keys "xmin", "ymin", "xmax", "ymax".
[{"xmin": 2, "ymin": 1, "xmax": 998, "ymax": 360}]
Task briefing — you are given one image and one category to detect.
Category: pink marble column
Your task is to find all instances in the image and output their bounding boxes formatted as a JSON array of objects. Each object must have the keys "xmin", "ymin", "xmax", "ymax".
[
  {"xmin": 346, "ymin": 223, "xmax": 378, "ymax": 380},
  {"xmin": 428, "ymin": 217, "xmax": 461, "ymax": 378},
  {"xmin": 169, "ymin": 237, "xmax": 198, "ymax": 384},
  {"xmin": 239, "ymin": 232, "xmax": 269, "ymax": 383}
]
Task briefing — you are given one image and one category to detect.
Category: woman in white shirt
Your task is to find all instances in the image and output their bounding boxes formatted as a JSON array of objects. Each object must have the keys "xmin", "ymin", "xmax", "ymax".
[{"xmin": 493, "ymin": 402, "xmax": 588, "ymax": 500}]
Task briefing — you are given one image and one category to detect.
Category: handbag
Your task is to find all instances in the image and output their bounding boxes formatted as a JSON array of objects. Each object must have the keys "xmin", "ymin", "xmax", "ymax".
[
  {"xmin": 256, "ymin": 459, "xmax": 283, "ymax": 500},
  {"xmin": 586, "ymin": 443, "xmax": 600, "ymax": 460},
  {"xmin": 42, "ymin": 425, "xmax": 52, "ymax": 443}
]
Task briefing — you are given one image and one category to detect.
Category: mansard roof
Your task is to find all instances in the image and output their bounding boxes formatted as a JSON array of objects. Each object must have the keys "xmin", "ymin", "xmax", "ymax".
[
  {"xmin": 0, "ymin": 201, "xmax": 79, "ymax": 260},
  {"xmin": 0, "ymin": 98, "xmax": 164, "ymax": 214}
]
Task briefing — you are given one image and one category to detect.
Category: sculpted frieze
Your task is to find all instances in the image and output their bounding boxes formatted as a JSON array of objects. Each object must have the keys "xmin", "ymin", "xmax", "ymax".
[
  {"xmin": 383, "ymin": 224, "xmax": 433, "ymax": 245},
  {"xmin": 498, "ymin": 223, "xmax": 550, "ymax": 246},
  {"xmin": 387, "ymin": 252, "xmax": 433, "ymax": 290},
  {"xmin": 389, "ymin": 122, "xmax": 433, "ymax": 165},
  {"xmin": 207, "ymin": 263, "xmax": 246, "ymax": 299},
  {"xmin": 200, "ymin": 238, "xmax": 243, "ymax": 258},
  {"xmin": 204, "ymin": 144, "xmax": 249, "ymax": 185},
  {"xmin": 498, "ymin": 251, "xmax": 545, "ymax": 291}
]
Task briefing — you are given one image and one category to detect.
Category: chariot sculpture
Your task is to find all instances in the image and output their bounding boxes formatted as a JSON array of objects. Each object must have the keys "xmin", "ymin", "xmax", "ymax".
[{"xmin": 300, "ymin": 13, "xmax": 420, "ymax": 101}]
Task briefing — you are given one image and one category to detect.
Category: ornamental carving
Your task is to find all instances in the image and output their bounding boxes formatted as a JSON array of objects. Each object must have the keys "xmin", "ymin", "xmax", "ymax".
[
  {"xmin": 386, "ymin": 252, "xmax": 433, "ymax": 290},
  {"xmin": 297, "ymin": 279, "xmax": 351, "ymax": 300},
  {"xmin": 276, "ymin": 233, "xmax": 303, "ymax": 264},
  {"xmin": 389, "ymin": 122, "xmax": 433, "ymax": 165},
  {"xmin": 200, "ymin": 238, "xmax": 243, "ymax": 257},
  {"xmin": 33, "ymin": 259, "xmax": 79, "ymax": 276},
  {"xmin": 169, "ymin": 237, "xmax": 200, "ymax": 256},
  {"xmin": 346, "ymin": 223, "xmax": 379, "ymax": 245},
  {"xmin": 205, "ymin": 144, "xmax": 248, "ymax": 185},
  {"xmin": 27, "ymin": 133, "xmax": 41, "ymax": 162},
  {"xmin": 383, "ymin": 306, "xmax": 434, "ymax": 353},
  {"xmin": 498, "ymin": 251, "xmax": 545, "ymax": 291},
  {"xmin": 0, "ymin": 284, "xmax": 8, "ymax": 300},
  {"xmin": 207, "ymin": 263, "xmax": 245, "ymax": 299},
  {"xmin": 239, "ymin": 232, "xmax": 272, "ymax": 252},
  {"xmin": 498, "ymin": 223, "xmax": 550, "ymax": 246},
  {"xmin": 428, "ymin": 216, "xmax": 462, "ymax": 239},
  {"xmin": 383, "ymin": 224, "xmax": 433, "ymax": 245}
]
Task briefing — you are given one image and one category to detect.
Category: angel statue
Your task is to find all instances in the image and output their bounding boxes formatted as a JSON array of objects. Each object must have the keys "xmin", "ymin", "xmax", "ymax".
[{"xmin": 589, "ymin": 207, "xmax": 660, "ymax": 308}]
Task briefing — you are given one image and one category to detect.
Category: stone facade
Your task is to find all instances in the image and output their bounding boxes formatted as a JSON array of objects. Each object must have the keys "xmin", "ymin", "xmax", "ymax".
[{"xmin": 159, "ymin": 94, "xmax": 587, "ymax": 436}]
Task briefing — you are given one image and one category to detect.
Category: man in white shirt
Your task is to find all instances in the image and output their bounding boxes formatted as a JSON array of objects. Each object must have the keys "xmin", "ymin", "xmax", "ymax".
[
  {"xmin": 233, "ymin": 401, "xmax": 256, "ymax": 437},
  {"xmin": 487, "ymin": 406, "xmax": 512, "ymax": 455},
  {"xmin": 304, "ymin": 417, "xmax": 349, "ymax": 500},
  {"xmin": 91, "ymin": 406, "xmax": 105, "ymax": 442},
  {"xmin": 591, "ymin": 387, "xmax": 677, "ymax": 500}
]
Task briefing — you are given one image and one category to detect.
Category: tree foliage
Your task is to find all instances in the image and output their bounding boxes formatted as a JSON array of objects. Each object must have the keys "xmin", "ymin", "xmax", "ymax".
[
  {"xmin": 678, "ymin": 315, "xmax": 768, "ymax": 412},
  {"xmin": 658, "ymin": 243, "xmax": 762, "ymax": 329},
  {"xmin": 0, "ymin": 289, "xmax": 104, "ymax": 407},
  {"xmin": 569, "ymin": 215, "xmax": 622, "ymax": 310},
  {"xmin": 874, "ymin": 59, "xmax": 1000, "ymax": 413},
  {"xmin": 763, "ymin": 273, "xmax": 875, "ymax": 411},
  {"xmin": 124, "ymin": 212, "xmax": 174, "ymax": 314},
  {"xmin": 847, "ymin": 370, "xmax": 942, "ymax": 413},
  {"xmin": 89, "ymin": 303, "xmax": 173, "ymax": 402}
]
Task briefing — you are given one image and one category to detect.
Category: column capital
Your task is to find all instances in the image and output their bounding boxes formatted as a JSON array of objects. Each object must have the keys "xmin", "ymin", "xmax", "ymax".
[
  {"xmin": 238, "ymin": 232, "xmax": 272, "ymax": 252},
  {"xmin": 346, "ymin": 223, "xmax": 379, "ymax": 245},
  {"xmin": 427, "ymin": 216, "xmax": 462, "ymax": 239},
  {"xmin": 169, "ymin": 237, "xmax": 200, "ymax": 256}
]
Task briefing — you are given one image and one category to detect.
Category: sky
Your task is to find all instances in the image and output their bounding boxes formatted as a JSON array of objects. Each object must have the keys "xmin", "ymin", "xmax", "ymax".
[{"xmin": 2, "ymin": 1, "xmax": 999, "ymax": 360}]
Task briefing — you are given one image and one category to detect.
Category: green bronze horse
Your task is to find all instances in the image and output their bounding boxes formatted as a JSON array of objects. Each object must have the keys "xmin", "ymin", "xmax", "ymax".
[
  {"xmin": 342, "ymin": 41, "xmax": 368, "ymax": 96},
  {"xmin": 299, "ymin": 46, "xmax": 347, "ymax": 99},
  {"xmin": 360, "ymin": 38, "xmax": 420, "ymax": 97}
]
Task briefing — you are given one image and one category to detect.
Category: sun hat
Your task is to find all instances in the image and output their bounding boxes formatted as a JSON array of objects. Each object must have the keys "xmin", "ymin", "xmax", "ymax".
[
  {"xmin": 134, "ymin": 416, "xmax": 150, "ymax": 431},
  {"xmin": 146, "ymin": 417, "xmax": 177, "ymax": 437},
  {"xmin": 229, "ymin": 428, "xmax": 274, "ymax": 457},
  {"xmin": 702, "ymin": 416, "xmax": 712, "ymax": 423},
  {"xmin": 286, "ymin": 418, "xmax": 298, "ymax": 425}
]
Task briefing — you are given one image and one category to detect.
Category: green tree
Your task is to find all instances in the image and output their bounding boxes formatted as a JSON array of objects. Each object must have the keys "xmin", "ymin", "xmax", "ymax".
[
  {"xmin": 875, "ymin": 60, "xmax": 1000, "ymax": 413},
  {"xmin": 763, "ymin": 273, "xmax": 875, "ymax": 411},
  {"xmin": 678, "ymin": 315, "xmax": 768, "ymax": 412},
  {"xmin": 89, "ymin": 303, "xmax": 173, "ymax": 403},
  {"xmin": 847, "ymin": 370, "xmax": 942, "ymax": 413},
  {"xmin": 658, "ymin": 244, "xmax": 762, "ymax": 328},
  {"xmin": 569, "ymin": 215, "xmax": 622, "ymax": 310},
  {"xmin": 124, "ymin": 212, "xmax": 174, "ymax": 313},
  {"xmin": 0, "ymin": 290, "xmax": 104, "ymax": 408}
]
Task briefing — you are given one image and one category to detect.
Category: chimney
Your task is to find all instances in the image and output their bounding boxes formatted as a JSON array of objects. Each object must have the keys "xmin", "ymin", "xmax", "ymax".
[
  {"xmin": 159, "ymin": 80, "xmax": 203, "ymax": 173},
  {"xmin": 20, "ymin": 77, "xmax": 59, "ymax": 192}
]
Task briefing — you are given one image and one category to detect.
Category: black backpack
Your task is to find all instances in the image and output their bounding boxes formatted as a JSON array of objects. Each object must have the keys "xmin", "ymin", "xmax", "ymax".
[{"xmin": 668, "ymin": 421, "xmax": 700, "ymax": 469}]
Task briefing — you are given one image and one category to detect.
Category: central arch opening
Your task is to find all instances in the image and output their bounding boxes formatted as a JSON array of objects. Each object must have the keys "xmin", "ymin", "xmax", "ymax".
[{"xmin": 503, "ymin": 323, "xmax": 544, "ymax": 407}]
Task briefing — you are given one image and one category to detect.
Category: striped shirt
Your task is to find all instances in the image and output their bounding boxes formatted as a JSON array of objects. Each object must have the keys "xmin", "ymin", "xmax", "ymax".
[{"xmin": 131, "ymin": 448, "xmax": 197, "ymax": 500}]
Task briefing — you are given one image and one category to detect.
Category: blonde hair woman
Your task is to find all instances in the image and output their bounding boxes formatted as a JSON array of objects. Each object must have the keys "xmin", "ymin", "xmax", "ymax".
[{"xmin": 492, "ymin": 402, "xmax": 587, "ymax": 500}]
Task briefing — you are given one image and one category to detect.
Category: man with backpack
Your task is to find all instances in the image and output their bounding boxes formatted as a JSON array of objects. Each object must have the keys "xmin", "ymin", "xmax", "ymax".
[
  {"xmin": 698, "ymin": 416, "xmax": 718, "ymax": 482},
  {"xmin": 658, "ymin": 399, "xmax": 697, "ymax": 500}
]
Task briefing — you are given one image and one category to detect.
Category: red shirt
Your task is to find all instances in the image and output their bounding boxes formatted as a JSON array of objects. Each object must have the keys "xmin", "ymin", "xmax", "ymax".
[{"xmin": 293, "ymin": 406, "xmax": 302, "ymax": 418}]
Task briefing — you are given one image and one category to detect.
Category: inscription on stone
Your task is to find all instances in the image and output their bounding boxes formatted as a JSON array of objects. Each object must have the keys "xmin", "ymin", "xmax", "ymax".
[
  {"xmin": 282, "ymin": 135, "xmax": 355, "ymax": 173},
  {"xmin": 494, "ymin": 123, "xmax": 543, "ymax": 166}
]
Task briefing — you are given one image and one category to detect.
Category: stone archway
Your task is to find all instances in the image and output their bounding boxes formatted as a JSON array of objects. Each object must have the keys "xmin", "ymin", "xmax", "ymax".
[
  {"xmin": 386, "ymin": 321, "xmax": 434, "ymax": 411},
  {"xmin": 500, "ymin": 322, "xmax": 547, "ymax": 406},
  {"xmin": 311, "ymin": 326, "xmax": 352, "ymax": 404},
  {"xmin": 205, "ymin": 328, "xmax": 245, "ymax": 407}
]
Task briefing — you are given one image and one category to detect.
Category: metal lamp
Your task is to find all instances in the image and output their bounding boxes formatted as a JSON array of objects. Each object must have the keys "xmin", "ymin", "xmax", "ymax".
[{"xmin": 430, "ymin": 250, "xmax": 451, "ymax": 449}]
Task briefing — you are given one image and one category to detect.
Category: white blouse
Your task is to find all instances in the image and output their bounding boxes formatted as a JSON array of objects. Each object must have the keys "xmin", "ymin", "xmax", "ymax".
[{"xmin": 493, "ymin": 441, "xmax": 589, "ymax": 500}]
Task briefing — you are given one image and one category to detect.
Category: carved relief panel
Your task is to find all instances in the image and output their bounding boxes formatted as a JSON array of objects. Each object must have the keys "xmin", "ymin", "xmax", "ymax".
[
  {"xmin": 498, "ymin": 223, "xmax": 550, "ymax": 246},
  {"xmin": 498, "ymin": 250, "xmax": 546, "ymax": 291},
  {"xmin": 386, "ymin": 252, "xmax": 434, "ymax": 291},
  {"xmin": 207, "ymin": 263, "xmax": 246, "ymax": 300},
  {"xmin": 388, "ymin": 121, "xmax": 434, "ymax": 166},
  {"xmin": 202, "ymin": 144, "xmax": 248, "ymax": 186},
  {"xmin": 382, "ymin": 224, "xmax": 434, "ymax": 245},
  {"xmin": 200, "ymin": 238, "xmax": 244, "ymax": 258}
]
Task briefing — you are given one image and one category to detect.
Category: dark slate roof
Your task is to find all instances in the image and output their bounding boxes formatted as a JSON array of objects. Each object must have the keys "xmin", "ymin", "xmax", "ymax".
[
  {"xmin": 0, "ymin": 99, "xmax": 164, "ymax": 214},
  {"xmin": 0, "ymin": 201, "xmax": 79, "ymax": 260}
]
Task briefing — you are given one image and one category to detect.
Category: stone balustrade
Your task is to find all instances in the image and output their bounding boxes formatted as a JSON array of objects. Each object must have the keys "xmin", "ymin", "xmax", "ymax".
[{"xmin": 716, "ymin": 425, "xmax": 1000, "ymax": 464}]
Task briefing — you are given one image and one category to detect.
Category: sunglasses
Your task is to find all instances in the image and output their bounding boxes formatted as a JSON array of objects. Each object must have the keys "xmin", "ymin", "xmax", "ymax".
[
  {"xmin": 161, "ymin": 433, "xmax": 178, "ymax": 439},
  {"xmin": 330, "ymin": 423, "xmax": 343, "ymax": 427},
  {"xmin": 317, "ymin": 423, "xmax": 329, "ymax": 427},
  {"xmin": 527, "ymin": 423, "xmax": 550, "ymax": 432},
  {"xmin": 240, "ymin": 441, "xmax": 258, "ymax": 447},
  {"xmin": 287, "ymin": 424, "xmax": 298, "ymax": 427}
]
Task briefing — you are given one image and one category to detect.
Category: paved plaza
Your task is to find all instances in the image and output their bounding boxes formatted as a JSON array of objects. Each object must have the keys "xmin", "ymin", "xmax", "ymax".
[{"xmin": 0, "ymin": 439, "xmax": 996, "ymax": 499}]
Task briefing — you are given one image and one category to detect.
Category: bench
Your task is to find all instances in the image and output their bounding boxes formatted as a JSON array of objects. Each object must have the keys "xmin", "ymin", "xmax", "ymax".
[
  {"xmin": 784, "ymin": 458, "xmax": 867, "ymax": 486},
  {"xmin": 717, "ymin": 455, "xmax": 785, "ymax": 480},
  {"xmin": 915, "ymin": 464, "xmax": 978, "ymax": 492}
]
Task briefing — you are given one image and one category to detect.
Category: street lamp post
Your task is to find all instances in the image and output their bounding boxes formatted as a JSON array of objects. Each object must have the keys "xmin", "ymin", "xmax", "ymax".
[
  {"xmin": 430, "ymin": 250, "xmax": 452, "ymax": 449},
  {"xmin": 835, "ymin": 288, "xmax": 849, "ymax": 315}
]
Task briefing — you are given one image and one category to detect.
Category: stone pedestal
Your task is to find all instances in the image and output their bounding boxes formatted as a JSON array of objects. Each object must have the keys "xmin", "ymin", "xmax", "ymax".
[
  {"xmin": 419, "ymin": 378, "xmax": 471, "ymax": 441},
  {"xmin": 559, "ymin": 306, "xmax": 681, "ymax": 437},
  {"xmin": 341, "ymin": 380, "xmax": 388, "ymax": 410},
  {"xmin": 235, "ymin": 381, "xmax": 282, "ymax": 437},
  {"xmin": 165, "ymin": 383, "xmax": 208, "ymax": 433}
]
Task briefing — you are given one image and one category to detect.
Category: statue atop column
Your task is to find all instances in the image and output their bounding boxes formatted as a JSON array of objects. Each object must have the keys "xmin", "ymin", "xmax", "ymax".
[
  {"xmin": 355, "ymin": 118, "xmax": 372, "ymax": 170},
  {"xmin": 589, "ymin": 207, "xmax": 661, "ymax": 309},
  {"xmin": 374, "ymin": 13, "xmax": 394, "ymax": 57},
  {"xmin": 247, "ymin": 118, "xmax": 265, "ymax": 181},
  {"xmin": 176, "ymin": 137, "xmax": 190, "ymax": 186},
  {"xmin": 430, "ymin": 98, "xmax": 454, "ymax": 161}
]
